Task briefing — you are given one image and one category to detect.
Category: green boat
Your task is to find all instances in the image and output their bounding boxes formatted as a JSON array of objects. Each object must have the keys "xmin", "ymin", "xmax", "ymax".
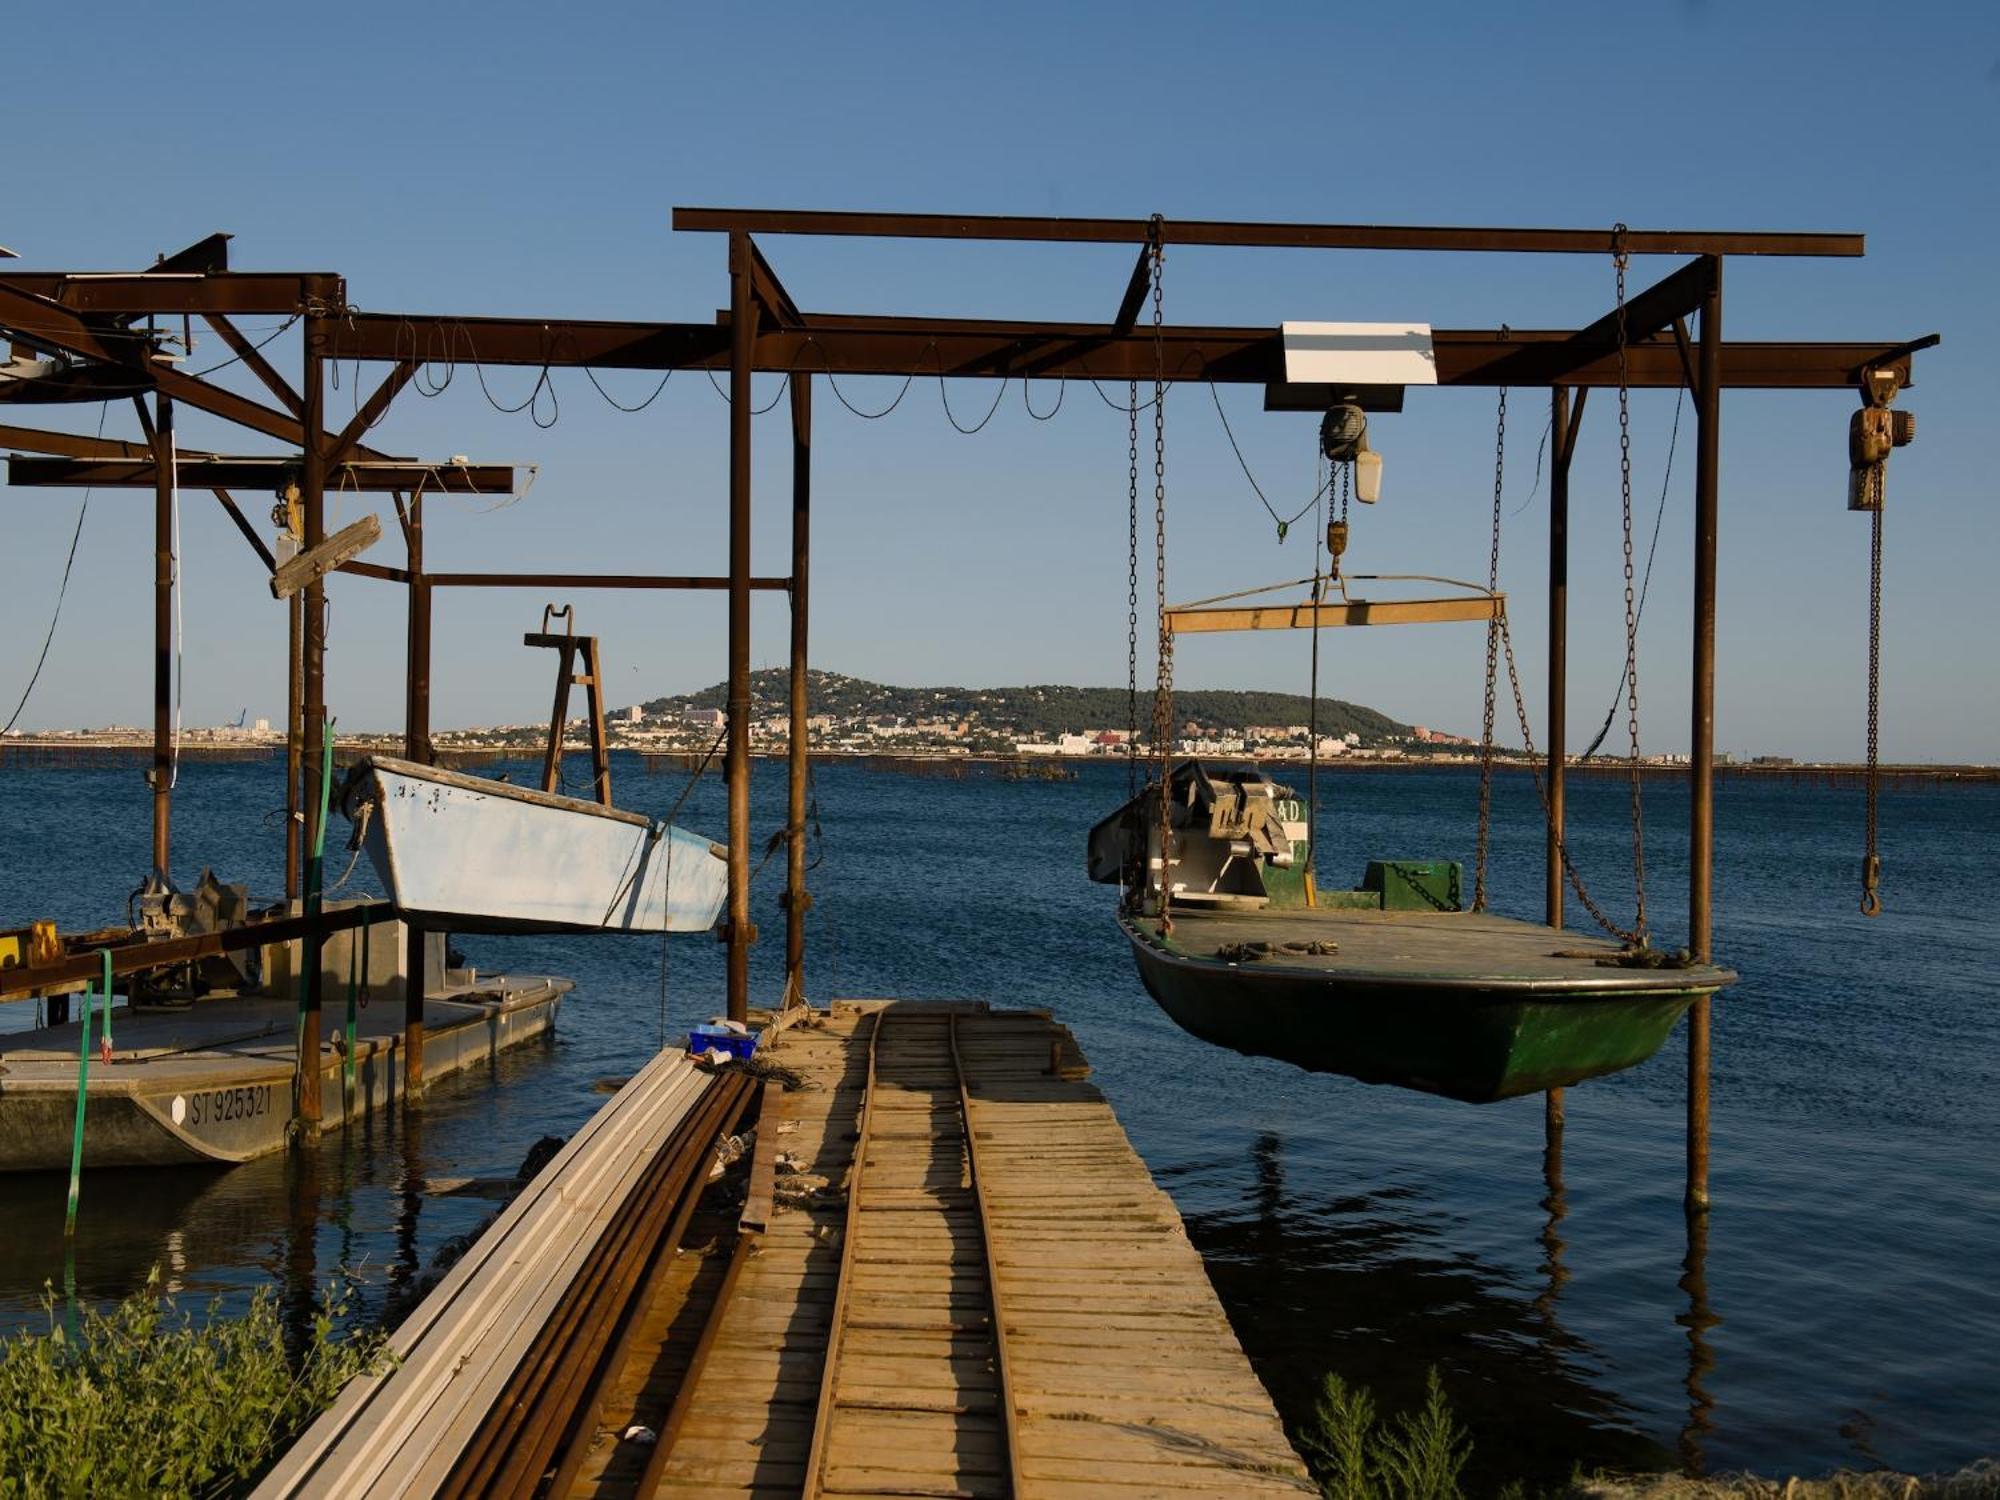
[{"xmin": 1089, "ymin": 763, "xmax": 1732, "ymax": 1104}]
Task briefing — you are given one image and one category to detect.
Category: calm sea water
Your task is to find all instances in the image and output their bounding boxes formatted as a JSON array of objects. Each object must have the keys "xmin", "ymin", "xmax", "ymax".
[{"xmin": 0, "ymin": 754, "xmax": 1994, "ymax": 1486}]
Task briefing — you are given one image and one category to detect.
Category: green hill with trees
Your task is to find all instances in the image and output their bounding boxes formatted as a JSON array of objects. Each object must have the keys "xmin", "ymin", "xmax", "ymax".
[{"xmin": 635, "ymin": 670, "xmax": 1413, "ymax": 744}]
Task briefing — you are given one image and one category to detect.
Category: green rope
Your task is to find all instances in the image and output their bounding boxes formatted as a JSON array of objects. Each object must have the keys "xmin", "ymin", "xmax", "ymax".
[{"xmin": 64, "ymin": 951, "xmax": 111, "ymax": 1239}]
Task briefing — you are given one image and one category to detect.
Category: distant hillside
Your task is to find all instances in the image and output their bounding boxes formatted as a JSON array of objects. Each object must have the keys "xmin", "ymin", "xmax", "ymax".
[{"xmin": 633, "ymin": 670, "xmax": 1413, "ymax": 743}]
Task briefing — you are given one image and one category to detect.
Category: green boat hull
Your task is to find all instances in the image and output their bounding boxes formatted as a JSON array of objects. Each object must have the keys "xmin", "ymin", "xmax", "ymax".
[{"xmin": 1123, "ymin": 915, "xmax": 1708, "ymax": 1104}]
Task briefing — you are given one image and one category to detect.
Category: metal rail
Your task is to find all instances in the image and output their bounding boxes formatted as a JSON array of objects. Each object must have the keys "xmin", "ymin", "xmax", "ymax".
[
  {"xmin": 436, "ymin": 1068, "xmax": 754, "ymax": 1500},
  {"xmin": 802, "ymin": 1006, "xmax": 1021, "ymax": 1499},
  {"xmin": 951, "ymin": 1009, "xmax": 1026, "ymax": 1498},
  {"xmin": 801, "ymin": 1007, "xmax": 885, "ymax": 1499}
]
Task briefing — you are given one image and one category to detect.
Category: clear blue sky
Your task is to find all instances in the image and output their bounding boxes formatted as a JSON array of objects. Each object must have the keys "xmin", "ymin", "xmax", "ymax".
[{"xmin": 3, "ymin": 1, "xmax": 1993, "ymax": 761}]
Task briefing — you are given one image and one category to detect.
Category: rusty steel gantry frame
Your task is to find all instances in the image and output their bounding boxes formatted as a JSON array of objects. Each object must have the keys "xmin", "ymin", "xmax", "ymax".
[{"xmin": 1, "ymin": 211, "xmax": 1936, "ymax": 1213}]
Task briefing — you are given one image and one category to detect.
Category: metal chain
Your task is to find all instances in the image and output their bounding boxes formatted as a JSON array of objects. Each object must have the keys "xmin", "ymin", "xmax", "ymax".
[
  {"xmin": 1146, "ymin": 219, "xmax": 1175, "ymax": 923},
  {"xmin": 1127, "ymin": 381, "xmax": 1141, "ymax": 806},
  {"xmin": 1494, "ymin": 611, "xmax": 1647, "ymax": 947},
  {"xmin": 1613, "ymin": 229, "xmax": 1651, "ymax": 944},
  {"xmin": 1475, "ymin": 383, "xmax": 1507, "ymax": 911},
  {"xmin": 1861, "ymin": 499, "xmax": 1884, "ymax": 915}
]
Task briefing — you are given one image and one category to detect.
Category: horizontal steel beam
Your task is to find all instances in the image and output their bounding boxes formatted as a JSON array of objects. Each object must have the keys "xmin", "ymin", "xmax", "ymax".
[
  {"xmin": 321, "ymin": 310, "xmax": 1921, "ymax": 389},
  {"xmin": 674, "ymin": 206, "xmax": 1865, "ymax": 258},
  {"xmin": 329, "ymin": 313, "xmax": 728, "ymax": 370},
  {"xmin": 425, "ymin": 572, "xmax": 792, "ymax": 590},
  {"xmin": 5, "ymin": 456, "xmax": 517, "ymax": 493},
  {"xmin": 0, "ymin": 423, "xmax": 152, "ymax": 459},
  {"xmin": 0, "ymin": 900, "xmax": 393, "ymax": 1002},
  {"xmin": 0, "ymin": 271, "xmax": 339, "ymax": 316}
]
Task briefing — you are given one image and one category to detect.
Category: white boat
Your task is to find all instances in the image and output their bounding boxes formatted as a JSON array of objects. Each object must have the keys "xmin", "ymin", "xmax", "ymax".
[{"xmin": 342, "ymin": 756, "xmax": 730, "ymax": 935}]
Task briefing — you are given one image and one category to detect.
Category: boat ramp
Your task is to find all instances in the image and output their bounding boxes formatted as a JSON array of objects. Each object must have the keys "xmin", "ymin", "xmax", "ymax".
[{"xmin": 260, "ymin": 1000, "xmax": 1316, "ymax": 1498}]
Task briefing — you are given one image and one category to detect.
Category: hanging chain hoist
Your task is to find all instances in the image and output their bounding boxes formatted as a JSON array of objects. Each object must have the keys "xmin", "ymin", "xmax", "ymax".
[
  {"xmin": 1146, "ymin": 217, "xmax": 1176, "ymax": 925},
  {"xmin": 1848, "ymin": 364, "xmax": 1915, "ymax": 916},
  {"xmin": 1126, "ymin": 380, "xmax": 1141, "ymax": 806},
  {"xmin": 1612, "ymin": 228, "xmax": 1651, "ymax": 947},
  {"xmin": 1474, "ymin": 382, "xmax": 1508, "ymax": 911}
]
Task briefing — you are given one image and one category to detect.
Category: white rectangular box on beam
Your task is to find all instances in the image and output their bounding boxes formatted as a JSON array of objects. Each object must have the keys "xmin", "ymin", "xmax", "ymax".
[{"xmin": 1281, "ymin": 322, "xmax": 1438, "ymax": 386}]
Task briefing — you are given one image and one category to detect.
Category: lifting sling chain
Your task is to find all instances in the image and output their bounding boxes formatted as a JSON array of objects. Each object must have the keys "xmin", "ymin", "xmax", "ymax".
[{"xmin": 1472, "ymin": 235, "xmax": 1652, "ymax": 952}]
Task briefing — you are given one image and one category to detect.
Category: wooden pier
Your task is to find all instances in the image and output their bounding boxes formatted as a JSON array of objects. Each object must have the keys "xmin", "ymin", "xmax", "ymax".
[{"xmin": 264, "ymin": 1001, "xmax": 1314, "ymax": 1498}]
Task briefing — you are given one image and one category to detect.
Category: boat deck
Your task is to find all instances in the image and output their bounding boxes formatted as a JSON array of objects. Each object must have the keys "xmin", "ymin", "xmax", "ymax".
[{"xmin": 1145, "ymin": 905, "xmax": 1735, "ymax": 994}]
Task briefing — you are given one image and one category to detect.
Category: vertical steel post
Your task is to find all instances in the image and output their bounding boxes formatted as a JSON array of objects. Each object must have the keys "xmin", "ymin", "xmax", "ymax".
[
  {"xmin": 725, "ymin": 233, "xmax": 755, "ymax": 1023},
  {"xmin": 404, "ymin": 494, "xmax": 429, "ymax": 1091},
  {"xmin": 1544, "ymin": 385, "xmax": 1572, "ymax": 1147},
  {"xmin": 1687, "ymin": 256, "xmax": 1723, "ymax": 1213},
  {"xmin": 150, "ymin": 392, "xmax": 174, "ymax": 879},
  {"xmin": 285, "ymin": 592, "xmax": 302, "ymax": 902},
  {"xmin": 297, "ymin": 316, "xmax": 327, "ymax": 1126},
  {"xmin": 1545, "ymin": 385, "xmax": 1570, "ymax": 930},
  {"xmin": 785, "ymin": 374, "xmax": 812, "ymax": 1006}
]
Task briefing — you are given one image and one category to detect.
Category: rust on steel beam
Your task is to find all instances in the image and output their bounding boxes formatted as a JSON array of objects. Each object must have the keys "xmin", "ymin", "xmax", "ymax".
[
  {"xmin": 324, "ymin": 357, "xmax": 416, "ymax": 468},
  {"xmin": 0, "ymin": 271, "xmax": 332, "ymax": 316},
  {"xmin": 0, "ymin": 363, "xmax": 155, "ymax": 404},
  {"xmin": 5, "ymin": 457, "xmax": 516, "ymax": 493},
  {"xmin": 324, "ymin": 308, "xmax": 1924, "ymax": 390},
  {"xmin": 424, "ymin": 571, "xmax": 790, "ymax": 590},
  {"xmin": 0, "ymin": 276, "xmax": 383, "ymax": 458},
  {"xmin": 211, "ymin": 487, "xmax": 278, "ymax": 572},
  {"xmin": 1466, "ymin": 258, "xmax": 1712, "ymax": 387},
  {"xmin": 326, "ymin": 312, "xmax": 728, "ymax": 369},
  {"xmin": 154, "ymin": 233, "xmax": 232, "ymax": 275},
  {"xmin": 1112, "ymin": 242, "xmax": 1153, "ymax": 335},
  {"xmin": 203, "ymin": 312, "xmax": 305, "ymax": 417},
  {"xmin": 336, "ymin": 558, "xmax": 411, "ymax": 585},
  {"xmin": 673, "ymin": 206, "xmax": 1866, "ymax": 258},
  {"xmin": 0, "ymin": 423, "xmax": 153, "ymax": 459},
  {"xmin": 746, "ymin": 238, "xmax": 806, "ymax": 329}
]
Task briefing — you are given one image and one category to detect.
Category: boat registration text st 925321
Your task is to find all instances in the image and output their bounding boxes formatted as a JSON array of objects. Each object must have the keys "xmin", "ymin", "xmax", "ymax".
[{"xmin": 187, "ymin": 1084, "xmax": 273, "ymax": 1127}]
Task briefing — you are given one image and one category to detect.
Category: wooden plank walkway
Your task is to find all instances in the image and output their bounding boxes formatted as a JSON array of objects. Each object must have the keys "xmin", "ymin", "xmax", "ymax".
[{"xmin": 632, "ymin": 999, "xmax": 1313, "ymax": 1499}]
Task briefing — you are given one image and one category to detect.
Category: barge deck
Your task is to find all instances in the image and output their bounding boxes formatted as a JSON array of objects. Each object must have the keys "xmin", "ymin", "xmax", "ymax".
[{"xmin": 0, "ymin": 977, "xmax": 568, "ymax": 1169}]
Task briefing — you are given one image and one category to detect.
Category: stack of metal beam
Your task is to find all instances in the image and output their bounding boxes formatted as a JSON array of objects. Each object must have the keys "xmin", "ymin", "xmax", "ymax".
[{"xmin": 255, "ymin": 1051, "xmax": 728, "ymax": 1498}]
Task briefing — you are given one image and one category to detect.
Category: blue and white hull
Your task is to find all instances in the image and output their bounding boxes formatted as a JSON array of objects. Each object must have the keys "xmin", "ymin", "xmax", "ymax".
[{"xmin": 344, "ymin": 756, "xmax": 730, "ymax": 935}]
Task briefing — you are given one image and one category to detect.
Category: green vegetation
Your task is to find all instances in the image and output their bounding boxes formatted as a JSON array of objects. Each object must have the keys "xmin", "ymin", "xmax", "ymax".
[
  {"xmin": 639, "ymin": 668, "xmax": 1414, "ymax": 743},
  {"xmin": 1300, "ymin": 1366, "xmax": 1474, "ymax": 1500},
  {"xmin": 1294, "ymin": 1367, "xmax": 2000, "ymax": 1500},
  {"xmin": 0, "ymin": 1271, "xmax": 390, "ymax": 1499}
]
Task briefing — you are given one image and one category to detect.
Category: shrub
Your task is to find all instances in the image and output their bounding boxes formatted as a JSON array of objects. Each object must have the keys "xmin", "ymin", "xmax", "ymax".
[
  {"xmin": 1302, "ymin": 1366, "xmax": 1474, "ymax": 1500},
  {"xmin": 0, "ymin": 1270, "xmax": 391, "ymax": 1499}
]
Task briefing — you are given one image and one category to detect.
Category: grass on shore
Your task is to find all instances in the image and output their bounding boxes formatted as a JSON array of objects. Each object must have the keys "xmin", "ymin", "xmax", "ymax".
[{"xmin": 0, "ymin": 1269, "xmax": 391, "ymax": 1499}]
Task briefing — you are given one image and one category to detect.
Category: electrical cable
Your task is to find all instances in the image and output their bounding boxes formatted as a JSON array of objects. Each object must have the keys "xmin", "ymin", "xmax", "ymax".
[
  {"xmin": 1, "ymin": 405, "xmax": 105, "ymax": 735},
  {"xmin": 1208, "ymin": 380, "xmax": 1329, "ymax": 536}
]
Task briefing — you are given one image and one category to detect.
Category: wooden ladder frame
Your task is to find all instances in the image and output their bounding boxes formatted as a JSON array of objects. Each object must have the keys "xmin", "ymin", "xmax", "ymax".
[{"xmin": 525, "ymin": 605, "xmax": 612, "ymax": 807}]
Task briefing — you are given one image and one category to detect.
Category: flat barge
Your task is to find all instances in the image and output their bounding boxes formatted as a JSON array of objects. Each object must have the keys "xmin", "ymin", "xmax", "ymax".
[{"xmin": 0, "ymin": 977, "xmax": 567, "ymax": 1169}]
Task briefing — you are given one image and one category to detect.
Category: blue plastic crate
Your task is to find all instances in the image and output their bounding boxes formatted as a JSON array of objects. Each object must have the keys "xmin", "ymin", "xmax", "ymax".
[{"xmin": 688, "ymin": 1025, "xmax": 757, "ymax": 1061}]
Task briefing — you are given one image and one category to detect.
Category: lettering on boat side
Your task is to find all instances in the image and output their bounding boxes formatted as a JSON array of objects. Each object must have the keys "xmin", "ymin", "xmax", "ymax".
[{"xmin": 187, "ymin": 1084, "xmax": 273, "ymax": 1127}]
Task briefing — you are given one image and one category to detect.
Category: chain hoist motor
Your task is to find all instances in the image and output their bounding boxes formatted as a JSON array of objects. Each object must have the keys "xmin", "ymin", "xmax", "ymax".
[
  {"xmin": 1318, "ymin": 402, "xmax": 1382, "ymax": 504},
  {"xmin": 1848, "ymin": 366, "xmax": 1915, "ymax": 511}
]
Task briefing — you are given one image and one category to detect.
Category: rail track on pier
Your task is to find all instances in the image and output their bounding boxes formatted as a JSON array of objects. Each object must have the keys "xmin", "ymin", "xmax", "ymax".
[
  {"xmin": 272, "ymin": 1002, "xmax": 1314, "ymax": 1498},
  {"xmin": 797, "ymin": 1005, "xmax": 1024, "ymax": 1498}
]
